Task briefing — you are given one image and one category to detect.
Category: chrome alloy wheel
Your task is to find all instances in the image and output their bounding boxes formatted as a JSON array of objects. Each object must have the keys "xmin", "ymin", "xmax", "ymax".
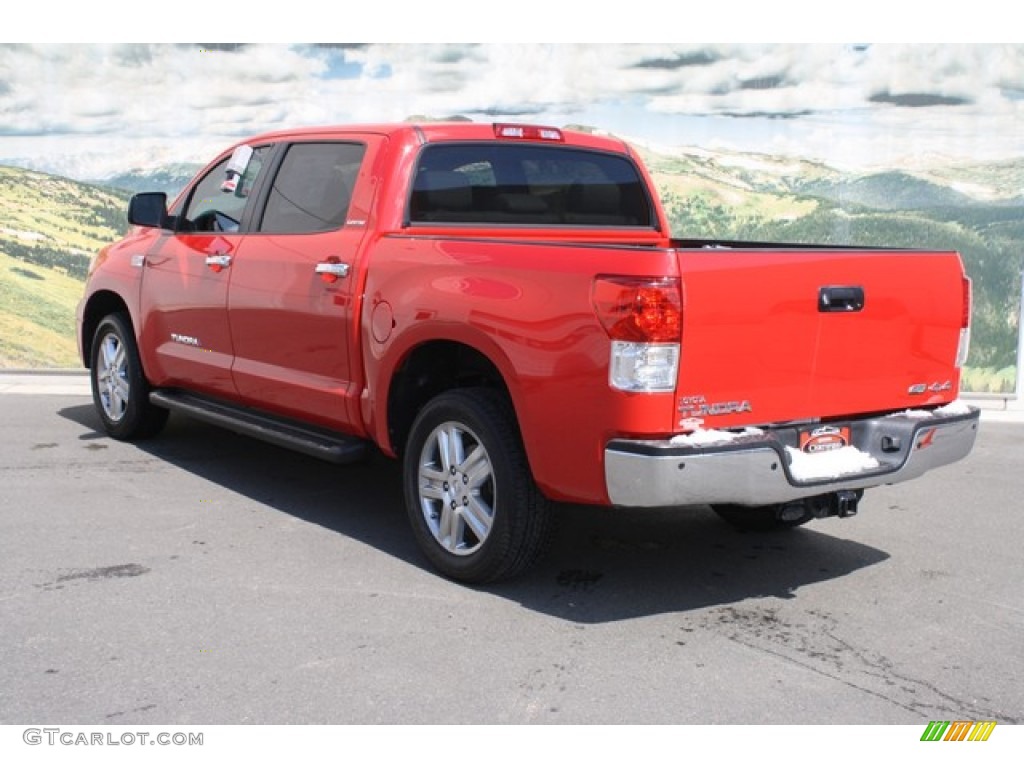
[
  {"xmin": 416, "ymin": 421, "xmax": 495, "ymax": 556},
  {"xmin": 95, "ymin": 331, "xmax": 130, "ymax": 423}
]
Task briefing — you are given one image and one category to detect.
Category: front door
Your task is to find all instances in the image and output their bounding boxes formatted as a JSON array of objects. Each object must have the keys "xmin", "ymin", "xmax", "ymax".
[{"xmin": 138, "ymin": 146, "xmax": 269, "ymax": 397}]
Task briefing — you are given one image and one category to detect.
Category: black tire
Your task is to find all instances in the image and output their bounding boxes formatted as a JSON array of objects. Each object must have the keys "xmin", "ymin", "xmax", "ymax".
[
  {"xmin": 403, "ymin": 388, "xmax": 553, "ymax": 583},
  {"xmin": 713, "ymin": 502, "xmax": 814, "ymax": 532},
  {"xmin": 89, "ymin": 313, "xmax": 168, "ymax": 440}
]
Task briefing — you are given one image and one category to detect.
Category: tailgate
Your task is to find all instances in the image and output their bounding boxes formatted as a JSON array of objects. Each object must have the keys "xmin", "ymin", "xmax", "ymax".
[{"xmin": 675, "ymin": 247, "xmax": 968, "ymax": 428}]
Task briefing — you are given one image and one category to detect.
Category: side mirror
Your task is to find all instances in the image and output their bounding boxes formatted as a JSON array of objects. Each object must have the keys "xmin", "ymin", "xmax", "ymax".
[{"xmin": 128, "ymin": 192, "xmax": 169, "ymax": 228}]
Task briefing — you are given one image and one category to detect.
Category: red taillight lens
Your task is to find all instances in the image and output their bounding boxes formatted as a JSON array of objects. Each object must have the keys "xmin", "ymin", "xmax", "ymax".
[
  {"xmin": 592, "ymin": 277, "xmax": 682, "ymax": 342},
  {"xmin": 962, "ymin": 276, "xmax": 972, "ymax": 329},
  {"xmin": 955, "ymin": 275, "xmax": 972, "ymax": 368}
]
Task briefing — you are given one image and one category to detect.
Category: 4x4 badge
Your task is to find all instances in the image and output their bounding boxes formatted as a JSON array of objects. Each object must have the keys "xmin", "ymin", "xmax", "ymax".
[{"xmin": 908, "ymin": 381, "xmax": 952, "ymax": 395}]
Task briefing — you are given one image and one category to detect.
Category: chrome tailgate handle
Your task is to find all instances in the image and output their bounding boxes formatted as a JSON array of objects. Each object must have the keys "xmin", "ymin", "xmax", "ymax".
[
  {"xmin": 204, "ymin": 254, "xmax": 232, "ymax": 269},
  {"xmin": 315, "ymin": 262, "xmax": 350, "ymax": 278},
  {"xmin": 819, "ymin": 285, "xmax": 864, "ymax": 312}
]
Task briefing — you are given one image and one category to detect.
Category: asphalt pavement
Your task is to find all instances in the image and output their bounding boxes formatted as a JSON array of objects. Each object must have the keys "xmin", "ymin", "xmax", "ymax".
[{"xmin": 0, "ymin": 375, "xmax": 1022, "ymax": 725}]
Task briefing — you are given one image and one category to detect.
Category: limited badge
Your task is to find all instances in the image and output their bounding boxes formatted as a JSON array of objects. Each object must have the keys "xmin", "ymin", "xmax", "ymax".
[{"xmin": 799, "ymin": 425, "xmax": 850, "ymax": 454}]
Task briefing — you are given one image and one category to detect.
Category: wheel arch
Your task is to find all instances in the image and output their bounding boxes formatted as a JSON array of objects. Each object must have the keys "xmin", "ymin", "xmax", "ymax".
[
  {"xmin": 80, "ymin": 290, "xmax": 133, "ymax": 369},
  {"xmin": 385, "ymin": 339, "xmax": 515, "ymax": 460}
]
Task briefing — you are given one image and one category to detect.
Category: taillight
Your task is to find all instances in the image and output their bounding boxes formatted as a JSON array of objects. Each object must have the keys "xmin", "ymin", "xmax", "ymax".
[
  {"xmin": 961, "ymin": 276, "xmax": 972, "ymax": 329},
  {"xmin": 593, "ymin": 277, "xmax": 681, "ymax": 392},
  {"xmin": 592, "ymin": 277, "xmax": 681, "ymax": 342},
  {"xmin": 956, "ymin": 275, "xmax": 972, "ymax": 368}
]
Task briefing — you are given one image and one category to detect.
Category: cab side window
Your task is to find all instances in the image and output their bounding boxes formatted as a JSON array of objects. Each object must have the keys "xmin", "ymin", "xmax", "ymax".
[
  {"xmin": 182, "ymin": 146, "xmax": 266, "ymax": 233},
  {"xmin": 259, "ymin": 143, "xmax": 367, "ymax": 234}
]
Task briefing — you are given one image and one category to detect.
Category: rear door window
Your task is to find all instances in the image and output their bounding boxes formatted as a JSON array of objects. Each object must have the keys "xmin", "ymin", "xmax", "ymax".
[{"xmin": 259, "ymin": 143, "xmax": 367, "ymax": 234}]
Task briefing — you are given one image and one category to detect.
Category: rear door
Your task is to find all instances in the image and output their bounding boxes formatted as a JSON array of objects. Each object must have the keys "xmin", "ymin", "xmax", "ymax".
[
  {"xmin": 138, "ymin": 146, "xmax": 269, "ymax": 395},
  {"xmin": 674, "ymin": 247, "xmax": 968, "ymax": 428},
  {"xmin": 227, "ymin": 138, "xmax": 377, "ymax": 432}
]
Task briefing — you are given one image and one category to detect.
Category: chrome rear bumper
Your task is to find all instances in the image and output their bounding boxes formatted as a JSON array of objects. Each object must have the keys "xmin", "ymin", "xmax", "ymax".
[{"xmin": 605, "ymin": 407, "xmax": 980, "ymax": 507}]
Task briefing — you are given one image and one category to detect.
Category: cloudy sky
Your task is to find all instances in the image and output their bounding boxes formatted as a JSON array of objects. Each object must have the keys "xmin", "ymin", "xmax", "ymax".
[{"xmin": 2, "ymin": 42, "xmax": 1023, "ymax": 179}]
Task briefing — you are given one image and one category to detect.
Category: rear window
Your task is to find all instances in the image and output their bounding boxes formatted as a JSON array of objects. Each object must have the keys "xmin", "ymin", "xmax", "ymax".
[{"xmin": 408, "ymin": 144, "xmax": 654, "ymax": 227}]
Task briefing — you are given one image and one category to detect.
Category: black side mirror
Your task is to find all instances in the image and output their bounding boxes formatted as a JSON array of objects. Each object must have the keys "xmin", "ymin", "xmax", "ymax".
[{"xmin": 128, "ymin": 192, "xmax": 169, "ymax": 229}]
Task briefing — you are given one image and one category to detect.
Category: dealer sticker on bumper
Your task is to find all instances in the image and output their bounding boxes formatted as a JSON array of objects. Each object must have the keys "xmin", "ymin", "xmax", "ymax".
[{"xmin": 799, "ymin": 425, "xmax": 851, "ymax": 453}]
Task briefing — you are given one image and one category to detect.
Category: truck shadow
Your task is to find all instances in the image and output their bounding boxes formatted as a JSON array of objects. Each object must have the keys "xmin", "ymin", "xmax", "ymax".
[
  {"xmin": 60, "ymin": 404, "xmax": 889, "ymax": 624},
  {"xmin": 501, "ymin": 503, "xmax": 887, "ymax": 624}
]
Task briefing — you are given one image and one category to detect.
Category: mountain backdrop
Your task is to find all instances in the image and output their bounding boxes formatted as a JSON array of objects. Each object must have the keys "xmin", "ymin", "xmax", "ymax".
[
  {"xmin": 0, "ymin": 167, "xmax": 128, "ymax": 367},
  {"xmin": 1, "ymin": 142, "xmax": 1020, "ymax": 392}
]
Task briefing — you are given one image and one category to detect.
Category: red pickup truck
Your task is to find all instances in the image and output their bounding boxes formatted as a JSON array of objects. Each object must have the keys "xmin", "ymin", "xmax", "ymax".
[{"xmin": 77, "ymin": 122, "xmax": 979, "ymax": 582}]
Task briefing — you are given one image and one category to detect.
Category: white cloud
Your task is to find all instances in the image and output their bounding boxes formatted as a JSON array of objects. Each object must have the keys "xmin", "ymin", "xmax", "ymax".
[{"xmin": 1, "ymin": 43, "xmax": 1023, "ymax": 177}]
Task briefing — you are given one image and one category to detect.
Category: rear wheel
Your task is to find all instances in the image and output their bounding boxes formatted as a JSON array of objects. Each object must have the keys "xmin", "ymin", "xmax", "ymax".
[
  {"xmin": 90, "ymin": 313, "xmax": 168, "ymax": 440},
  {"xmin": 403, "ymin": 388, "xmax": 553, "ymax": 583}
]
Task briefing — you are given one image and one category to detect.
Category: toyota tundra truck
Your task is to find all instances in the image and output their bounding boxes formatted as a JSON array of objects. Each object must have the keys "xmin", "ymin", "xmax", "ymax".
[{"xmin": 76, "ymin": 122, "xmax": 980, "ymax": 582}]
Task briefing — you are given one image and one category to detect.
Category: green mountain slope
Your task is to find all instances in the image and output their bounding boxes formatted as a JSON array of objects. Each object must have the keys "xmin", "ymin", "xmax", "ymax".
[
  {"xmin": 799, "ymin": 171, "xmax": 977, "ymax": 210},
  {"xmin": 0, "ymin": 252, "xmax": 85, "ymax": 367},
  {"xmin": 0, "ymin": 153, "xmax": 1020, "ymax": 391},
  {"xmin": 0, "ymin": 166, "xmax": 129, "ymax": 367},
  {"xmin": 643, "ymin": 146, "xmax": 1022, "ymax": 388}
]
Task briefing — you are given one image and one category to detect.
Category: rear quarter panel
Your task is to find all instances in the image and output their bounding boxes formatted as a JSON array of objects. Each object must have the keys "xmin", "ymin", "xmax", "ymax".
[{"xmin": 362, "ymin": 234, "xmax": 680, "ymax": 504}]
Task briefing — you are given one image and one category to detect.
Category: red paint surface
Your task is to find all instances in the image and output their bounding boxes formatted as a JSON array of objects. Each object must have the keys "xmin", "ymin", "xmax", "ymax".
[{"xmin": 79, "ymin": 123, "xmax": 969, "ymax": 505}]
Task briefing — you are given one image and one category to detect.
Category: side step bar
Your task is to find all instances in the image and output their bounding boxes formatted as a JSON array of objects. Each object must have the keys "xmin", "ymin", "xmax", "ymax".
[{"xmin": 149, "ymin": 390, "xmax": 368, "ymax": 465}]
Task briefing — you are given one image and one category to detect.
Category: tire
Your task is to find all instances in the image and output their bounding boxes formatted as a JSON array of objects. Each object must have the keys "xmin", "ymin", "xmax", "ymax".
[
  {"xmin": 403, "ymin": 388, "xmax": 553, "ymax": 583},
  {"xmin": 90, "ymin": 313, "xmax": 168, "ymax": 440},
  {"xmin": 713, "ymin": 502, "xmax": 814, "ymax": 532}
]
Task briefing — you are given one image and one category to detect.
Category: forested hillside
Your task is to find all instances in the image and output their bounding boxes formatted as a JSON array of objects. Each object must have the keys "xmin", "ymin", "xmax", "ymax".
[
  {"xmin": 647, "ymin": 150, "xmax": 1023, "ymax": 393},
  {"xmin": 0, "ymin": 166, "xmax": 128, "ymax": 367},
  {"xmin": 0, "ymin": 153, "xmax": 1020, "ymax": 392}
]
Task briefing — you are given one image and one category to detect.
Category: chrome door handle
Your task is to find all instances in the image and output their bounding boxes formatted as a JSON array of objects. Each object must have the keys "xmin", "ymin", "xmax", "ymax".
[
  {"xmin": 315, "ymin": 262, "xmax": 350, "ymax": 278},
  {"xmin": 205, "ymin": 254, "xmax": 232, "ymax": 269}
]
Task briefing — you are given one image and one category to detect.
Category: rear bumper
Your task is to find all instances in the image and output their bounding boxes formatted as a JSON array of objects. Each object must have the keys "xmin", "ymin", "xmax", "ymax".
[{"xmin": 605, "ymin": 407, "xmax": 980, "ymax": 507}]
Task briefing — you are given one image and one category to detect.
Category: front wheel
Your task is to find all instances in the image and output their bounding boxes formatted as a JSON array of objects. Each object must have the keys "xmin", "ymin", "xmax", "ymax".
[
  {"xmin": 90, "ymin": 313, "xmax": 168, "ymax": 440},
  {"xmin": 403, "ymin": 388, "xmax": 553, "ymax": 583}
]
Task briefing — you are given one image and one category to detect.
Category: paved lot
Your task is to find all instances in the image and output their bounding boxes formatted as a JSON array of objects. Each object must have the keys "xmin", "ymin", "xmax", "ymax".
[{"xmin": 1, "ymin": 390, "xmax": 1021, "ymax": 725}]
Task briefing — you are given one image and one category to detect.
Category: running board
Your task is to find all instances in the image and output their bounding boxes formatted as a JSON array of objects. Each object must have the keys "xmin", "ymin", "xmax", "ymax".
[{"xmin": 149, "ymin": 390, "xmax": 368, "ymax": 465}]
